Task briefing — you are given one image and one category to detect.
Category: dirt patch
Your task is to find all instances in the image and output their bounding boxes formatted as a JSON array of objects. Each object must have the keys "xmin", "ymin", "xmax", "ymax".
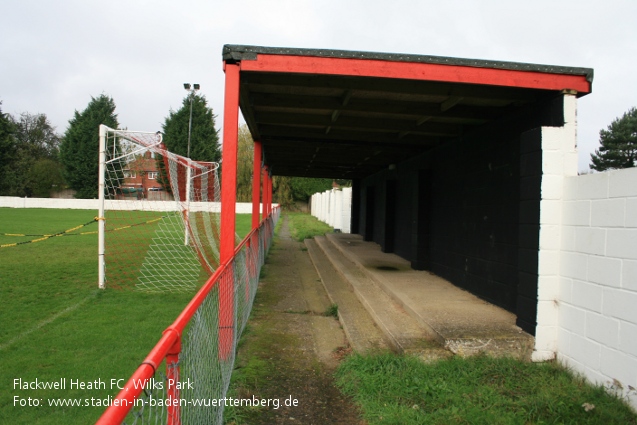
[{"xmin": 227, "ymin": 216, "xmax": 365, "ymax": 425}]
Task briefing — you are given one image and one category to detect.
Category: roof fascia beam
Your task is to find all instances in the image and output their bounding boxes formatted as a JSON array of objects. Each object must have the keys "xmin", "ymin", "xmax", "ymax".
[{"xmin": 239, "ymin": 54, "xmax": 592, "ymax": 93}]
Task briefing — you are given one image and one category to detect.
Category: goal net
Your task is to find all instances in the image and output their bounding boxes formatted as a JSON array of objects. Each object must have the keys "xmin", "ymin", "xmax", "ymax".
[{"xmin": 98, "ymin": 125, "xmax": 222, "ymax": 292}]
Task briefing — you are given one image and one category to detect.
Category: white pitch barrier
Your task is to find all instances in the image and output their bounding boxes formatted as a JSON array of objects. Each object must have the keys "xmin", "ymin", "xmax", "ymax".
[
  {"xmin": 0, "ymin": 197, "xmax": 270, "ymax": 214},
  {"xmin": 310, "ymin": 187, "xmax": 352, "ymax": 233}
]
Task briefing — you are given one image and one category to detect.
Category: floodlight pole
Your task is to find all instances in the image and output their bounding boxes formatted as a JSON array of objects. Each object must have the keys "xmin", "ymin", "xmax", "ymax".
[
  {"xmin": 184, "ymin": 83, "xmax": 200, "ymax": 159},
  {"xmin": 183, "ymin": 83, "xmax": 199, "ymax": 246}
]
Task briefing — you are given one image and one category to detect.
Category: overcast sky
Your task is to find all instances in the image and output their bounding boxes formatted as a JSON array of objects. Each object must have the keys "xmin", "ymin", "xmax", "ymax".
[{"xmin": 1, "ymin": 0, "xmax": 635, "ymax": 172}]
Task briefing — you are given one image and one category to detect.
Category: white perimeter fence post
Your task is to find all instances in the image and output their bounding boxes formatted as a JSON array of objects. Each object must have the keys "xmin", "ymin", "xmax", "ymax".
[
  {"xmin": 309, "ymin": 187, "xmax": 352, "ymax": 234},
  {"xmin": 333, "ymin": 189, "xmax": 343, "ymax": 231},
  {"xmin": 342, "ymin": 187, "xmax": 352, "ymax": 233},
  {"xmin": 323, "ymin": 190, "xmax": 330, "ymax": 224}
]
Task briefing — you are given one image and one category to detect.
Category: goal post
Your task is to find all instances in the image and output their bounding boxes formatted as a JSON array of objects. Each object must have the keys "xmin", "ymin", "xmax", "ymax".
[{"xmin": 98, "ymin": 124, "xmax": 222, "ymax": 292}]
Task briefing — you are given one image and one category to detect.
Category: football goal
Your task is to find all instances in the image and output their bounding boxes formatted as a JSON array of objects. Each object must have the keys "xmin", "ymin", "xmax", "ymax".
[{"xmin": 98, "ymin": 124, "xmax": 222, "ymax": 291}]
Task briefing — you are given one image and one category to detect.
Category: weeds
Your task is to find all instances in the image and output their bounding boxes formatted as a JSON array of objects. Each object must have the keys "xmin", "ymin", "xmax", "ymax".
[{"xmin": 324, "ymin": 303, "xmax": 338, "ymax": 318}]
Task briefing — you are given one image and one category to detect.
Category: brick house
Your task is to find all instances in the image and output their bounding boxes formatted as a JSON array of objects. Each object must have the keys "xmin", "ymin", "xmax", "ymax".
[{"xmin": 121, "ymin": 151, "xmax": 168, "ymax": 200}]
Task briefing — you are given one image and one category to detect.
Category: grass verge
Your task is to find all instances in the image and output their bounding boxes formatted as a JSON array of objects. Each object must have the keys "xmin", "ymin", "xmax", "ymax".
[
  {"xmin": 285, "ymin": 212, "xmax": 333, "ymax": 241},
  {"xmin": 335, "ymin": 352, "xmax": 637, "ymax": 425}
]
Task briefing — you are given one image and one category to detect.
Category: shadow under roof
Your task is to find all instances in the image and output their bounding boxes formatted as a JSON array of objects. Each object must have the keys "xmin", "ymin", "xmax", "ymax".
[{"xmin": 223, "ymin": 45, "xmax": 593, "ymax": 179}]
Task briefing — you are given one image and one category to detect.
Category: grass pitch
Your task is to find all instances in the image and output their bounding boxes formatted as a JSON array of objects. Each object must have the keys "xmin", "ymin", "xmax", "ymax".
[{"xmin": 0, "ymin": 208, "xmax": 252, "ymax": 424}]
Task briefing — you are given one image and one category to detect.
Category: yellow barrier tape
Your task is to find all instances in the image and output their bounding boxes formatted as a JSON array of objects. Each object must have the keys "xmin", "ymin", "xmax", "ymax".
[
  {"xmin": 110, "ymin": 216, "xmax": 164, "ymax": 232},
  {"xmin": 1, "ymin": 216, "xmax": 166, "ymax": 248},
  {"xmin": 0, "ymin": 218, "xmax": 99, "ymax": 248}
]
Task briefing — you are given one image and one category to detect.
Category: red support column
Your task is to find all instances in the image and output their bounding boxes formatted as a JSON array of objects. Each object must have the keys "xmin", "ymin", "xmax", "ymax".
[
  {"xmin": 261, "ymin": 167, "xmax": 269, "ymax": 253},
  {"xmin": 266, "ymin": 170, "xmax": 272, "ymax": 216},
  {"xmin": 244, "ymin": 237, "xmax": 252, "ymax": 303},
  {"xmin": 252, "ymin": 140, "xmax": 262, "ymax": 229},
  {"xmin": 262, "ymin": 166, "xmax": 269, "ymax": 217},
  {"xmin": 267, "ymin": 172, "xmax": 273, "ymax": 216},
  {"xmin": 219, "ymin": 61, "xmax": 240, "ymax": 360},
  {"xmin": 220, "ymin": 62, "xmax": 240, "ymax": 263}
]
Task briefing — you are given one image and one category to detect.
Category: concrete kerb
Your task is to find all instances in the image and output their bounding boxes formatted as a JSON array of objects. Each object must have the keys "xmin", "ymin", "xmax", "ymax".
[
  {"xmin": 324, "ymin": 233, "xmax": 447, "ymax": 335},
  {"xmin": 313, "ymin": 235, "xmax": 442, "ymax": 354},
  {"xmin": 304, "ymin": 238, "xmax": 389, "ymax": 354},
  {"xmin": 324, "ymin": 233, "xmax": 534, "ymax": 359}
]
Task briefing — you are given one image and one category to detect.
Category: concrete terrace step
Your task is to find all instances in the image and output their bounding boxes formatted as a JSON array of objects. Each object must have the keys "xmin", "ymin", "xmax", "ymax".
[
  {"xmin": 304, "ymin": 239, "xmax": 388, "ymax": 353},
  {"xmin": 308, "ymin": 236, "xmax": 445, "ymax": 356},
  {"xmin": 324, "ymin": 233, "xmax": 534, "ymax": 359}
]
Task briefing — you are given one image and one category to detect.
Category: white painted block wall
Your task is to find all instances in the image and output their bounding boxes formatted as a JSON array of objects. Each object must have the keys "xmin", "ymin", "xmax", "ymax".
[
  {"xmin": 557, "ymin": 166, "xmax": 637, "ymax": 407},
  {"xmin": 533, "ymin": 94, "xmax": 579, "ymax": 361},
  {"xmin": 0, "ymin": 197, "xmax": 267, "ymax": 214},
  {"xmin": 529, "ymin": 94, "xmax": 637, "ymax": 408},
  {"xmin": 310, "ymin": 188, "xmax": 352, "ymax": 233}
]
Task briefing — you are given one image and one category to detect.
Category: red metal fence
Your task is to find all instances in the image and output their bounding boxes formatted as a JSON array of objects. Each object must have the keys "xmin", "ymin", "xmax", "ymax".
[{"xmin": 96, "ymin": 207, "xmax": 280, "ymax": 424}]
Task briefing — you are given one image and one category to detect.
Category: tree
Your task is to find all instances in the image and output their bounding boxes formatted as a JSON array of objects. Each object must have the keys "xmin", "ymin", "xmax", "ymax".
[
  {"xmin": 14, "ymin": 112, "xmax": 60, "ymax": 159},
  {"xmin": 158, "ymin": 94, "xmax": 220, "ymax": 193},
  {"xmin": 60, "ymin": 95, "xmax": 119, "ymax": 198},
  {"xmin": 0, "ymin": 102, "xmax": 18, "ymax": 195},
  {"xmin": 590, "ymin": 107, "xmax": 637, "ymax": 171},
  {"xmin": 236, "ymin": 125, "xmax": 255, "ymax": 202},
  {"xmin": 289, "ymin": 177, "xmax": 334, "ymax": 203},
  {"xmin": 162, "ymin": 94, "xmax": 220, "ymax": 161},
  {"xmin": 0, "ymin": 110, "xmax": 63, "ymax": 197},
  {"xmin": 273, "ymin": 175, "xmax": 293, "ymax": 207},
  {"xmin": 13, "ymin": 112, "xmax": 62, "ymax": 197},
  {"xmin": 26, "ymin": 158, "xmax": 65, "ymax": 197},
  {"xmin": 230, "ymin": 123, "xmax": 346, "ymax": 208}
]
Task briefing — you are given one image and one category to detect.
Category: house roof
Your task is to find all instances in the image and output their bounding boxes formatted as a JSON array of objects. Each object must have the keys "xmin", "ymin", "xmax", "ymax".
[{"xmin": 224, "ymin": 45, "xmax": 593, "ymax": 179}]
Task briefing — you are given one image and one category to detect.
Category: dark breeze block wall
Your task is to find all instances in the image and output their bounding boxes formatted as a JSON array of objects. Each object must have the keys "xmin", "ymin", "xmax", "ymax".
[
  {"xmin": 357, "ymin": 96, "xmax": 564, "ymax": 335},
  {"xmin": 358, "ymin": 127, "xmax": 522, "ymax": 312},
  {"xmin": 517, "ymin": 127, "xmax": 544, "ymax": 334},
  {"xmin": 425, "ymin": 130, "xmax": 522, "ymax": 312}
]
